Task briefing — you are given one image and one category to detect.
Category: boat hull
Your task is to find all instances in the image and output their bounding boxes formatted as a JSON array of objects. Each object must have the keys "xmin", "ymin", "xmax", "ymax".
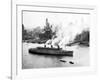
[{"xmin": 29, "ymin": 47, "xmax": 73, "ymax": 56}]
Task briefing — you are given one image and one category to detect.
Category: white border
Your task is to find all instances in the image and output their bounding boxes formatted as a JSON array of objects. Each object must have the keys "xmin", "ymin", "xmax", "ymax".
[{"xmin": 12, "ymin": 2, "xmax": 97, "ymax": 80}]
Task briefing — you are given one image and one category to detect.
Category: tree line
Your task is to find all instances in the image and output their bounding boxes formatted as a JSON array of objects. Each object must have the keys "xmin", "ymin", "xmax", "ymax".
[
  {"xmin": 22, "ymin": 18, "xmax": 89, "ymax": 46},
  {"xmin": 22, "ymin": 18, "xmax": 56, "ymax": 43}
]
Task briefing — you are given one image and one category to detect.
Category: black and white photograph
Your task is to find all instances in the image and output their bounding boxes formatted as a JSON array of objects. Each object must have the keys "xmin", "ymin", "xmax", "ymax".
[
  {"xmin": 7, "ymin": 0, "xmax": 98, "ymax": 79},
  {"xmin": 22, "ymin": 10, "xmax": 90, "ymax": 69}
]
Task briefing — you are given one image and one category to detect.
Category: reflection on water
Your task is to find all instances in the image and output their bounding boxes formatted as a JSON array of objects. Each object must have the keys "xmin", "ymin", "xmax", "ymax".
[{"xmin": 22, "ymin": 42, "xmax": 89, "ymax": 69}]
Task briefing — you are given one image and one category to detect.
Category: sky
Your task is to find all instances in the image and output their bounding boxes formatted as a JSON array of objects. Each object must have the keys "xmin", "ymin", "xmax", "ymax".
[{"xmin": 23, "ymin": 11, "xmax": 90, "ymax": 31}]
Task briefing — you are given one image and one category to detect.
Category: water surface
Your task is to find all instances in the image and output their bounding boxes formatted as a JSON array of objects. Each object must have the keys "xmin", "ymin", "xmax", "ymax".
[{"xmin": 22, "ymin": 42, "xmax": 89, "ymax": 69}]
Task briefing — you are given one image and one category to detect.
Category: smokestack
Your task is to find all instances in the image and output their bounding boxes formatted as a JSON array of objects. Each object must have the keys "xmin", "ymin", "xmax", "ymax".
[
  {"xmin": 51, "ymin": 45, "xmax": 53, "ymax": 48},
  {"xmin": 57, "ymin": 45, "xmax": 60, "ymax": 50},
  {"xmin": 44, "ymin": 45, "xmax": 46, "ymax": 48}
]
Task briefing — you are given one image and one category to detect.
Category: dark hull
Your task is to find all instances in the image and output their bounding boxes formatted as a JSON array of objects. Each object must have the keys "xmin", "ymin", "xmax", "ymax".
[{"xmin": 29, "ymin": 47, "xmax": 73, "ymax": 56}]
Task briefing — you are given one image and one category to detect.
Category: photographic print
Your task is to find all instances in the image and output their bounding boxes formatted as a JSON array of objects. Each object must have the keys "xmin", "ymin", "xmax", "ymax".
[
  {"xmin": 22, "ymin": 10, "xmax": 90, "ymax": 69},
  {"xmin": 11, "ymin": 0, "xmax": 97, "ymax": 79}
]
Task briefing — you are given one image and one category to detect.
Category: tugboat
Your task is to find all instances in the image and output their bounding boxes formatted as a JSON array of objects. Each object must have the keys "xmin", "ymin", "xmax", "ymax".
[{"xmin": 29, "ymin": 45, "xmax": 73, "ymax": 57}]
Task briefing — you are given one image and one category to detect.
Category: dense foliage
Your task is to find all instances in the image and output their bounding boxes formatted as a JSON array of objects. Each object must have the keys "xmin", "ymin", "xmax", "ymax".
[
  {"xmin": 22, "ymin": 18, "xmax": 56, "ymax": 43},
  {"xmin": 67, "ymin": 30, "xmax": 89, "ymax": 46}
]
